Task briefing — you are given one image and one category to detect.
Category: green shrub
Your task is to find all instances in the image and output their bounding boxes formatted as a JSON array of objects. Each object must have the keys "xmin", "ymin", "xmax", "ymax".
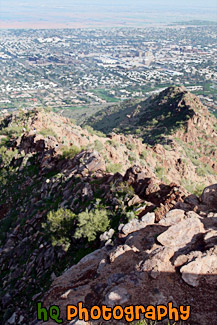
[
  {"xmin": 0, "ymin": 146, "xmax": 18, "ymax": 166},
  {"xmin": 46, "ymin": 208, "xmax": 76, "ymax": 250},
  {"xmin": 61, "ymin": 145, "xmax": 80, "ymax": 159},
  {"xmin": 0, "ymin": 168, "xmax": 9, "ymax": 186},
  {"xmin": 135, "ymin": 128, "xmax": 142, "ymax": 135},
  {"xmin": 155, "ymin": 165, "xmax": 165, "ymax": 179},
  {"xmin": 128, "ymin": 151, "xmax": 137, "ymax": 163},
  {"xmin": 140, "ymin": 149, "xmax": 148, "ymax": 159},
  {"xmin": 94, "ymin": 140, "xmax": 104, "ymax": 152},
  {"xmin": 126, "ymin": 211, "xmax": 137, "ymax": 221},
  {"xmin": 0, "ymin": 126, "xmax": 23, "ymax": 137},
  {"xmin": 196, "ymin": 166, "xmax": 206, "ymax": 177},
  {"xmin": 74, "ymin": 208, "xmax": 110, "ymax": 242},
  {"xmin": 204, "ymin": 163, "xmax": 215, "ymax": 175},
  {"xmin": 106, "ymin": 139, "xmax": 119, "ymax": 149},
  {"xmin": 116, "ymin": 181, "xmax": 135, "ymax": 197},
  {"xmin": 106, "ymin": 163, "xmax": 122, "ymax": 173},
  {"xmin": 39, "ymin": 128, "xmax": 57, "ymax": 138},
  {"xmin": 84, "ymin": 125, "xmax": 106, "ymax": 137},
  {"xmin": 181, "ymin": 180, "xmax": 205, "ymax": 197},
  {"xmin": 126, "ymin": 141, "xmax": 136, "ymax": 151}
]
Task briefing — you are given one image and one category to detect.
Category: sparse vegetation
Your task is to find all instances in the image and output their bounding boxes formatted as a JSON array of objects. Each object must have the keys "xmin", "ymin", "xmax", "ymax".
[
  {"xmin": 0, "ymin": 146, "xmax": 18, "ymax": 166},
  {"xmin": 181, "ymin": 180, "xmax": 206, "ymax": 197},
  {"xmin": 83, "ymin": 125, "xmax": 106, "ymax": 137},
  {"xmin": 60, "ymin": 145, "xmax": 81, "ymax": 159},
  {"xmin": 74, "ymin": 208, "xmax": 110, "ymax": 242},
  {"xmin": 93, "ymin": 139, "xmax": 104, "ymax": 152},
  {"xmin": 140, "ymin": 149, "xmax": 148, "ymax": 159},
  {"xmin": 39, "ymin": 128, "xmax": 57, "ymax": 139},
  {"xmin": 106, "ymin": 162, "xmax": 122, "ymax": 173},
  {"xmin": 155, "ymin": 165, "xmax": 166, "ymax": 180}
]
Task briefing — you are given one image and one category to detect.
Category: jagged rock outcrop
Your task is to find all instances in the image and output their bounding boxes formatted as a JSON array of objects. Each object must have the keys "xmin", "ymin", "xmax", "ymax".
[
  {"xmin": 0, "ymin": 89, "xmax": 217, "ymax": 324},
  {"xmin": 41, "ymin": 190, "xmax": 217, "ymax": 325}
]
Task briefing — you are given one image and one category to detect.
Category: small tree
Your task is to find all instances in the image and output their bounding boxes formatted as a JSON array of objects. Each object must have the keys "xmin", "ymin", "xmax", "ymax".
[
  {"xmin": 0, "ymin": 146, "xmax": 18, "ymax": 166},
  {"xmin": 74, "ymin": 208, "xmax": 110, "ymax": 242},
  {"xmin": 46, "ymin": 208, "xmax": 76, "ymax": 250}
]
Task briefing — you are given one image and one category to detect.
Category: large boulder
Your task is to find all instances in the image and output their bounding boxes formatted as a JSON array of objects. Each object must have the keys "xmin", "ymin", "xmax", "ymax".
[
  {"xmin": 159, "ymin": 209, "xmax": 185, "ymax": 226},
  {"xmin": 201, "ymin": 184, "xmax": 217, "ymax": 211},
  {"xmin": 121, "ymin": 213, "xmax": 155, "ymax": 235},
  {"xmin": 157, "ymin": 215, "xmax": 205, "ymax": 249},
  {"xmin": 180, "ymin": 252, "xmax": 217, "ymax": 287}
]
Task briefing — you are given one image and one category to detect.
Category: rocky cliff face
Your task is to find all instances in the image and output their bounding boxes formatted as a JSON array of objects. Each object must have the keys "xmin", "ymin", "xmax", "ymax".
[
  {"xmin": 42, "ymin": 199, "xmax": 217, "ymax": 325},
  {"xmin": 0, "ymin": 88, "xmax": 217, "ymax": 324}
]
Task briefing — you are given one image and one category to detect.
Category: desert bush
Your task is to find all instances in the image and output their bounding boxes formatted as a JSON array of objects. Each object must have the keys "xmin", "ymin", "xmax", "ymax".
[
  {"xmin": 46, "ymin": 208, "xmax": 76, "ymax": 250},
  {"xmin": 0, "ymin": 146, "xmax": 18, "ymax": 166},
  {"xmin": 196, "ymin": 166, "xmax": 207, "ymax": 177},
  {"xmin": 116, "ymin": 181, "xmax": 135, "ymax": 198},
  {"xmin": 74, "ymin": 208, "xmax": 110, "ymax": 242},
  {"xmin": 140, "ymin": 149, "xmax": 148, "ymax": 159},
  {"xmin": 94, "ymin": 139, "xmax": 104, "ymax": 152},
  {"xmin": 106, "ymin": 162, "xmax": 122, "ymax": 173},
  {"xmin": 61, "ymin": 145, "xmax": 80, "ymax": 159},
  {"xmin": 128, "ymin": 151, "xmax": 137, "ymax": 163},
  {"xmin": 181, "ymin": 180, "xmax": 205, "ymax": 197},
  {"xmin": 84, "ymin": 125, "xmax": 106, "ymax": 137},
  {"xmin": 126, "ymin": 141, "xmax": 136, "ymax": 151},
  {"xmin": 106, "ymin": 139, "xmax": 119, "ymax": 149},
  {"xmin": 155, "ymin": 165, "xmax": 165, "ymax": 179},
  {"xmin": 0, "ymin": 125, "xmax": 23, "ymax": 137},
  {"xmin": 39, "ymin": 128, "xmax": 57, "ymax": 139}
]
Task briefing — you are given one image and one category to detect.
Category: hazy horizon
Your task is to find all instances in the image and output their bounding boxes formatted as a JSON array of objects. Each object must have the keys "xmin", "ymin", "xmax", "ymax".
[{"xmin": 1, "ymin": 0, "xmax": 217, "ymax": 29}]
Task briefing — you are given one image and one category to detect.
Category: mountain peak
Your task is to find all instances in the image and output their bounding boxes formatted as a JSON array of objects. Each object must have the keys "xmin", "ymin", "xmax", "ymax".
[{"xmin": 85, "ymin": 85, "xmax": 215, "ymax": 145}]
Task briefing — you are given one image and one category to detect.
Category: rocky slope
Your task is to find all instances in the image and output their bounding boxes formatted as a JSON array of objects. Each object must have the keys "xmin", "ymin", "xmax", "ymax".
[
  {"xmin": 1, "ymin": 90, "xmax": 217, "ymax": 192},
  {"xmin": 42, "ymin": 195, "xmax": 217, "ymax": 325},
  {"xmin": 84, "ymin": 85, "xmax": 217, "ymax": 144},
  {"xmin": 84, "ymin": 85, "xmax": 217, "ymax": 189},
  {"xmin": 0, "ymin": 88, "xmax": 216, "ymax": 324}
]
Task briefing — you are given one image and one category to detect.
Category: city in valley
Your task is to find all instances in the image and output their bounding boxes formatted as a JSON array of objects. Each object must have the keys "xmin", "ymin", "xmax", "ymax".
[{"xmin": 0, "ymin": 25, "xmax": 217, "ymax": 121}]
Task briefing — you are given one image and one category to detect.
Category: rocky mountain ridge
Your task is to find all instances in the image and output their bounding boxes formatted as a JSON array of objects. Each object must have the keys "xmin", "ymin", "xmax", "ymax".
[
  {"xmin": 1, "ymin": 86, "xmax": 217, "ymax": 192},
  {"xmin": 0, "ymin": 87, "xmax": 216, "ymax": 324}
]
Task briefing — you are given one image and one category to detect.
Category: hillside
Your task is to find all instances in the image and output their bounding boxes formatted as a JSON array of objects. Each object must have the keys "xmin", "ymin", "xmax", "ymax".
[
  {"xmin": 84, "ymin": 86, "xmax": 217, "ymax": 142},
  {"xmin": 0, "ymin": 90, "xmax": 216, "ymax": 324},
  {"xmin": 84, "ymin": 86, "xmax": 217, "ymax": 191},
  {"xmin": 0, "ymin": 101, "xmax": 217, "ymax": 194}
]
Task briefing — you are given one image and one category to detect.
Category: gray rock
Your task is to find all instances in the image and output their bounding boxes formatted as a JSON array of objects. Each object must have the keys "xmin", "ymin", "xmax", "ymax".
[
  {"xmin": 159, "ymin": 209, "xmax": 185, "ymax": 226},
  {"xmin": 122, "ymin": 213, "xmax": 155, "ymax": 235},
  {"xmin": 97, "ymin": 258, "xmax": 107, "ymax": 273},
  {"xmin": 180, "ymin": 254, "xmax": 217, "ymax": 287},
  {"xmin": 104, "ymin": 286, "xmax": 130, "ymax": 307},
  {"xmin": 157, "ymin": 216, "xmax": 205, "ymax": 249},
  {"xmin": 204, "ymin": 230, "xmax": 217, "ymax": 249},
  {"xmin": 118, "ymin": 223, "xmax": 124, "ymax": 232},
  {"xmin": 142, "ymin": 246, "xmax": 174, "ymax": 277},
  {"xmin": 7, "ymin": 312, "xmax": 16, "ymax": 325},
  {"xmin": 109, "ymin": 244, "xmax": 139, "ymax": 263},
  {"xmin": 100, "ymin": 228, "xmax": 114, "ymax": 242}
]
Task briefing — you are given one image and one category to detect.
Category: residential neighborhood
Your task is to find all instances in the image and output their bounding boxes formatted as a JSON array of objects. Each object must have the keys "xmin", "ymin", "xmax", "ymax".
[{"xmin": 0, "ymin": 26, "xmax": 216, "ymax": 117}]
